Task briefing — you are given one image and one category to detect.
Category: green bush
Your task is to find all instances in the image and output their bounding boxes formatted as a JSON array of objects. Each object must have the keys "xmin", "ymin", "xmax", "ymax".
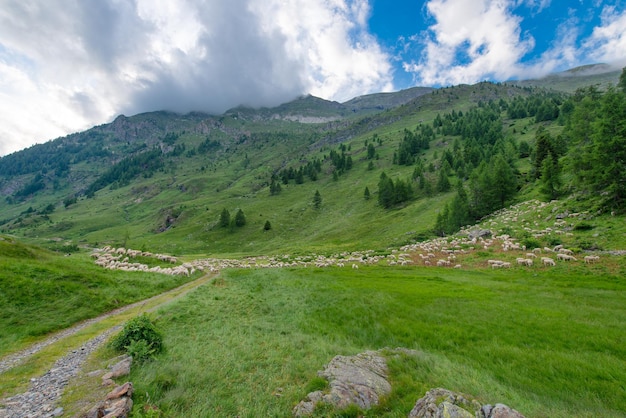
[
  {"xmin": 574, "ymin": 222, "xmax": 594, "ymax": 231},
  {"xmin": 521, "ymin": 237, "xmax": 542, "ymax": 250},
  {"xmin": 111, "ymin": 314, "xmax": 163, "ymax": 362}
]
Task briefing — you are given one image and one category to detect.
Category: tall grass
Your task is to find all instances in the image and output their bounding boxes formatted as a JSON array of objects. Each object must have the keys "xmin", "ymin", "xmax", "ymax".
[
  {"xmin": 0, "ymin": 238, "xmax": 197, "ymax": 357},
  {"xmin": 129, "ymin": 266, "xmax": 626, "ymax": 417}
]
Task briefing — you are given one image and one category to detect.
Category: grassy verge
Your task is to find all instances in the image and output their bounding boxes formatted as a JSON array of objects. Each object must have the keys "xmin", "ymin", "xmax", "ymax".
[
  {"xmin": 0, "ymin": 237, "xmax": 200, "ymax": 358},
  {"xmin": 0, "ymin": 273, "xmax": 214, "ymax": 401},
  {"xmin": 127, "ymin": 265, "xmax": 626, "ymax": 417}
]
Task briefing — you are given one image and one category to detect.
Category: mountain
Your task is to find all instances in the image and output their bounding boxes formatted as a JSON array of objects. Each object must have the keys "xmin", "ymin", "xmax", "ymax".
[
  {"xmin": 509, "ymin": 63, "xmax": 622, "ymax": 92},
  {"xmin": 0, "ymin": 69, "xmax": 623, "ymax": 256}
]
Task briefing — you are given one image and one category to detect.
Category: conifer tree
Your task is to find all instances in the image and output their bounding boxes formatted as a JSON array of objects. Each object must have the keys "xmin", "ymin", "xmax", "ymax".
[
  {"xmin": 364, "ymin": 186, "xmax": 370, "ymax": 200},
  {"xmin": 219, "ymin": 208, "xmax": 230, "ymax": 228},
  {"xmin": 540, "ymin": 154, "xmax": 561, "ymax": 200},
  {"xmin": 234, "ymin": 209, "xmax": 246, "ymax": 227},
  {"xmin": 313, "ymin": 190, "xmax": 322, "ymax": 209}
]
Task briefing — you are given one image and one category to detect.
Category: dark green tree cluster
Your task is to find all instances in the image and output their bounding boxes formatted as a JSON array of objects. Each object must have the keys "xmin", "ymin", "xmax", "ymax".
[
  {"xmin": 13, "ymin": 173, "xmax": 46, "ymax": 199},
  {"xmin": 219, "ymin": 208, "xmax": 246, "ymax": 228},
  {"xmin": 434, "ymin": 182, "xmax": 472, "ymax": 236},
  {"xmin": 393, "ymin": 125, "xmax": 433, "ymax": 165},
  {"xmin": 378, "ymin": 172, "xmax": 413, "ymax": 208},
  {"xmin": 328, "ymin": 148, "xmax": 353, "ymax": 174},
  {"xmin": 562, "ymin": 78, "xmax": 626, "ymax": 210},
  {"xmin": 0, "ymin": 131, "xmax": 110, "ymax": 179},
  {"xmin": 196, "ymin": 138, "xmax": 221, "ymax": 154},
  {"xmin": 84, "ymin": 147, "xmax": 164, "ymax": 197},
  {"xmin": 279, "ymin": 159, "xmax": 322, "ymax": 185},
  {"xmin": 505, "ymin": 93, "xmax": 563, "ymax": 121},
  {"xmin": 434, "ymin": 153, "xmax": 518, "ymax": 236}
]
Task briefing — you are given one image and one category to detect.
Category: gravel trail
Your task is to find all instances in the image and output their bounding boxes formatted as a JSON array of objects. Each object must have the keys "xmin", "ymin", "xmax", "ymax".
[{"xmin": 0, "ymin": 273, "xmax": 214, "ymax": 417}]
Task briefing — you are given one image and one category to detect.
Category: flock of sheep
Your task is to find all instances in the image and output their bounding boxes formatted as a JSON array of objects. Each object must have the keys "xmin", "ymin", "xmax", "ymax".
[
  {"xmin": 91, "ymin": 246, "xmax": 195, "ymax": 276},
  {"xmin": 90, "ymin": 199, "xmax": 604, "ymax": 275}
]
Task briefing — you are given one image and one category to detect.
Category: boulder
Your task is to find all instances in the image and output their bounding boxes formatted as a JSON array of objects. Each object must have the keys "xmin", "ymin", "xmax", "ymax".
[
  {"xmin": 102, "ymin": 356, "xmax": 132, "ymax": 381},
  {"xmin": 408, "ymin": 388, "xmax": 481, "ymax": 418},
  {"xmin": 293, "ymin": 350, "xmax": 392, "ymax": 416},
  {"xmin": 479, "ymin": 403, "xmax": 526, "ymax": 418},
  {"xmin": 468, "ymin": 229, "xmax": 492, "ymax": 240},
  {"xmin": 409, "ymin": 388, "xmax": 525, "ymax": 418}
]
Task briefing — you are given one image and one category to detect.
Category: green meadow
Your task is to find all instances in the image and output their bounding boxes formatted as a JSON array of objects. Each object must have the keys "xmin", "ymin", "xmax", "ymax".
[
  {"xmin": 123, "ymin": 265, "xmax": 626, "ymax": 417},
  {"xmin": 0, "ymin": 236, "xmax": 198, "ymax": 358}
]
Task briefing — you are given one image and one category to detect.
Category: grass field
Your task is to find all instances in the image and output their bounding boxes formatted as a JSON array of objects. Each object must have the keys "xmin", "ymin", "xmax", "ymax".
[
  {"xmin": 123, "ymin": 265, "xmax": 626, "ymax": 417},
  {"xmin": 0, "ymin": 236, "xmax": 199, "ymax": 358}
]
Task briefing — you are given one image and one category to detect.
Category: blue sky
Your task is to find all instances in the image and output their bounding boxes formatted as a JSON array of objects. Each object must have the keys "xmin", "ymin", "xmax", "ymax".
[{"xmin": 0, "ymin": 0, "xmax": 625, "ymax": 155}]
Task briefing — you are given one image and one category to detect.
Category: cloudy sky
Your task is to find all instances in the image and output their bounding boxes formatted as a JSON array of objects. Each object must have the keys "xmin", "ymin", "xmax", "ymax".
[{"xmin": 1, "ymin": 0, "xmax": 625, "ymax": 156}]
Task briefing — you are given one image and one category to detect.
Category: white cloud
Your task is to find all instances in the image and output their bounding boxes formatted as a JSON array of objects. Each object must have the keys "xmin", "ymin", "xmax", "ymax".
[
  {"xmin": 584, "ymin": 6, "xmax": 626, "ymax": 66},
  {"xmin": 0, "ymin": 0, "xmax": 393, "ymax": 156},
  {"xmin": 403, "ymin": 0, "xmax": 626, "ymax": 87},
  {"xmin": 404, "ymin": 0, "xmax": 534, "ymax": 86}
]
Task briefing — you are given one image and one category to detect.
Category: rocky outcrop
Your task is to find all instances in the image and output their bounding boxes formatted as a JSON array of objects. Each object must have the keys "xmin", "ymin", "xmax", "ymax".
[
  {"xmin": 84, "ymin": 382, "xmax": 134, "ymax": 418},
  {"xmin": 408, "ymin": 388, "xmax": 525, "ymax": 418},
  {"xmin": 293, "ymin": 350, "xmax": 392, "ymax": 416},
  {"xmin": 294, "ymin": 350, "xmax": 525, "ymax": 418}
]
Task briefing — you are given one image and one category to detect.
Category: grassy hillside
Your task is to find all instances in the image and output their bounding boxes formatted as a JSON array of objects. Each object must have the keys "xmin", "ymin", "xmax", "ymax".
[
  {"xmin": 0, "ymin": 235, "xmax": 198, "ymax": 357},
  {"xmin": 0, "ymin": 82, "xmax": 549, "ymax": 256}
]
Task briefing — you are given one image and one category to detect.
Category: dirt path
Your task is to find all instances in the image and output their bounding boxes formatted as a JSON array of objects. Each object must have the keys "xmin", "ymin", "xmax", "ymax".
[{"xmin": 0, "ymin": 272, "xmax": 215, "ymax": 376}]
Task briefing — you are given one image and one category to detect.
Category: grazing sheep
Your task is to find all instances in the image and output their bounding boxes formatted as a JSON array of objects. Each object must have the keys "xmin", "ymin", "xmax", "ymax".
[
  {"xmin": 526, "ymin": 253, "xmax": 537, "ymax": 259},
  {"xmin": 584, "ymin": 255, "xmax": 600, "ymax": 264},
  {"xmin": 542, "ymin": 257, "xmax": 556, "ymax": 266},
  {"xmin": 557, "ymin": 253, "xmax": 577, "ymax": 261},
  {"xmin": 558, "ymin": 248, "xmax": 574, "ymax": 255}
]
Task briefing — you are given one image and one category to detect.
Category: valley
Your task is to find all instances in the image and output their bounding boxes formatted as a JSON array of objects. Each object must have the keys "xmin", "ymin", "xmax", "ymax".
[{"xmin": 1, "ymin": 65, "xmax": 625, "ymax": 417}]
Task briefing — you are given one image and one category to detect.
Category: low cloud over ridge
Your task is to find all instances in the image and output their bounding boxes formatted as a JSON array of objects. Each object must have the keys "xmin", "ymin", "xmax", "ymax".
[{"xmin": 0, "ymin": 0, "xmax": 392, "ymax": 155}]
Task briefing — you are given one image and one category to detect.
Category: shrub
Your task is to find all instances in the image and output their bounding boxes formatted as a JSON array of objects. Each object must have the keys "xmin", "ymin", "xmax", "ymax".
[
  {"xmin": 111, "ymin": 314, "xmax": 163, "ymax": 362},
  {"xmin": 574, "ymin": 222, "xmax": 594, "ymax": 231},
  {"xmin": 521, "ymin": 237, "xmax": 542, "ymax": 250}
]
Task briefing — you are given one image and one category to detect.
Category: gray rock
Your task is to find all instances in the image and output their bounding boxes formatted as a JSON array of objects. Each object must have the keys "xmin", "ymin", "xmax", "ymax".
[
  {"xmin": 408, "ymin": 388, "xmax": 481, "ymax": 418},
  {"xmin": 410, "ymin": 388, "xmax": 525, "ymax": 418},
  {"xmin": 479, "ymin": 403, "xmax": 525, "ymax": 418},
  {"xmin": 293, "ymin": 350, "xmax": 391, "ymax": 416},
  {"xmin": 468, "ymin": 229, "xmax": 492, "ymax": 240},
  {"xmin": 319, "ymin": 351, "xmax": 391, "ymax": 410}
]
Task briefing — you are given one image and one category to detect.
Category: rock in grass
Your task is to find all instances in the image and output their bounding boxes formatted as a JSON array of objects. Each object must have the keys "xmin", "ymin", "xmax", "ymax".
[
  {"xmin": 408, "ymin": 387, "xmax": 525, "ymax": 418},
  {"xmin": 408, "ymin": 388, "xmax": 481, "ymax": 418},
  {"xmin": 293, "ymin": 350, "xmax": 391, "ymax": 416}
]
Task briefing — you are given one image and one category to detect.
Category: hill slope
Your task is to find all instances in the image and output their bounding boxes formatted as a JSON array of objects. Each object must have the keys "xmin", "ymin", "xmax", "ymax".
[{"xmin": 0, "ymin": 70, "xmax": 624, "ymax": 256}]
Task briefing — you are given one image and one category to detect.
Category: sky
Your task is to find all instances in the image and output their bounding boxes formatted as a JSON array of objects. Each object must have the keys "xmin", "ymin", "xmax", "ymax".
[{"xmin": 0, "ymin": 0, "xmax": 625, "ymax": 156}]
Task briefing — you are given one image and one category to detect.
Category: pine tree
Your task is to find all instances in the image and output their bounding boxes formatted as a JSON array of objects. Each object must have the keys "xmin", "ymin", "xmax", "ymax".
[
  {"xmin": 263, "ymin": 220, "xmax": 272, "ymax": 231},
  {"xmin": 540, "ymin": 154, "xmax": 561, "ymax": 200},
  {"xmin": 449, "ymin": 181, "xmax": 472, "ymax": 230},
  {"xmin": 590, "ymin": 87, "xmax": 626, "ymax": 207},
  {"xmin": 219, "ymin": 208, "xmax": 230, "ymax": 228},
  {"xmin": 378, "ymin": 172, "xmax": 395, "ymax": 208},
  {"xmin": 313, "ymin": 190, "xmax": 322, "ymax": 209},
  {"xmin": 534, "ymin": 127, "xmax": 555, "ymax": 178},
  {"xmin": 234, "ymin": 209, "xmax": 246, "ymax": 227},
  {"xmin": 364, "ymin": 186, "xmax": 370, "ymax": 200},
  {"xmin": 492, "ymin": 154, "xmax": 517, "ymax": 207}
]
